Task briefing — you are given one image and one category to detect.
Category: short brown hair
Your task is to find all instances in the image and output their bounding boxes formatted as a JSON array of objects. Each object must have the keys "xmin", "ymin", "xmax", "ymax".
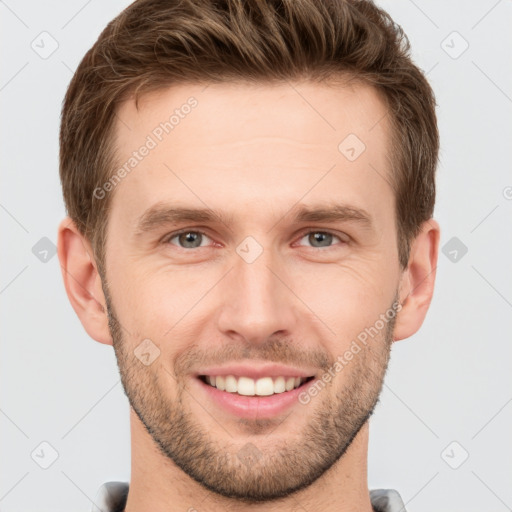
[{"xmin": 60, "ymin": 0, "xmax": 438, "ymax": 274}]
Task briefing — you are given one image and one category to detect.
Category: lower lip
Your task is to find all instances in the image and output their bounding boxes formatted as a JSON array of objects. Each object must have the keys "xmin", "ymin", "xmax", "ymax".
[{"xmin": 194, "ymin": 377, "xmax": 317, "ymax": 420}]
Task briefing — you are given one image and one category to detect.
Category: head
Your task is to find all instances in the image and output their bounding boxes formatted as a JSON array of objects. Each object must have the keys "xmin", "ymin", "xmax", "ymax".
[{"xmin": 58, "ymin": 0, "xmax": 440, "ymax": 503}]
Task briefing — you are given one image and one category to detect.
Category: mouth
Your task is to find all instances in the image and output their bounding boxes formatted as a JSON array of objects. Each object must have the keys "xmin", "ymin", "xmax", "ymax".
[
  {"xmin": 193, "ymin": 363, "xmax": 320, "ymax": 419},
  {"xmin": 198, "ymin": 374, "xmax": 316, "ymax": 397},
  {"xmin": 195, "ymin": 373, "xmax": 317, "ymax": 419}
]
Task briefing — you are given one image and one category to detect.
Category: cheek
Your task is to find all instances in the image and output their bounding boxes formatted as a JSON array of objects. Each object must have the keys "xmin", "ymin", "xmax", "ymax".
[
  {"xmin": 289, "ymin": 260, "xmax": 397, "ymax": 340},
  {"xmin": 108, "ymin": 237, "xmax": 399, "ymax": 352},
  {"xmin": 112, "ymin": 266, "xmax": 211, "ymax": 343}
]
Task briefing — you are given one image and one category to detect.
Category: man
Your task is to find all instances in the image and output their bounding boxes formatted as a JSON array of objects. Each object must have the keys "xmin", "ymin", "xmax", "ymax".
[{"xmin": 57, "ymin": 0, "xmax": 440, "ymax": 510}]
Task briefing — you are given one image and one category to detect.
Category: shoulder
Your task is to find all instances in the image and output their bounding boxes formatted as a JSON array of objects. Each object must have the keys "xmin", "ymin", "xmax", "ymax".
[
  {"xmin": 91, "ymin": 481, "xmax": 129, "ymax": 512},
  {"xmin": 370, "ymin": 489, "xmax": 407, "ymax": 512}
]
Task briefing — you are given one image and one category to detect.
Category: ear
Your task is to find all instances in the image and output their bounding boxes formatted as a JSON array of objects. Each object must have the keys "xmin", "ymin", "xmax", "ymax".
[
  {"xmin": 393, "ymin": 218, "xmax": 441, "ymax": 342},
  {"xmin": 57, "ymin": 217, "xmax": 113, "ymax": 346}
]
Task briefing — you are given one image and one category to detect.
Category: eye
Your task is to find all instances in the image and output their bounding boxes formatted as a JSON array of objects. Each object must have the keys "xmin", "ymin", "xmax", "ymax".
[
  {"xmin": 165, "ymin": 230, "xmax": 213, "ymax": 249},
  {"xmin": 162, "ymin": 229, "xmax": 347, "ymax": 251},
  {"xmin": 297, "ymin": 230, "xmax": 346, "ymax": 249}
]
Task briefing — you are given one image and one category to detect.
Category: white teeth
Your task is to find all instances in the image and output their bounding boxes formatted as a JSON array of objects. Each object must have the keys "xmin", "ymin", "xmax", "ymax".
[
  {"xmin": 237, "ymin": 377, "xmax": 255, "ymax": 396},
  {"xmin": 285, "ymin": 377, "xmax": 295, "ymax": 391},
  {"xmin": 273, "ymin": 376, "xmax": 286, "ymax": 393},
  {"xmin": 215, "ymin": 375, "xmax": 226, "ymax": 391},
  {"xmin": 255, "ymin": 377, "xmax": 274, "ymax": 396},
  {"xmin": 203, "ymin": 375, "xmax": 309, "ymax": 396},
  {"xmin": 225, "ymin": 375, "xmax": 237, "ymax": 393}
]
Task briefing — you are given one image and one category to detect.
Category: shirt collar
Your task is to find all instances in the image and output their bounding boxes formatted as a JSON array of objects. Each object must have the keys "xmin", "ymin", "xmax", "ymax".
[{"xmin": 92, "ymin": 482, "xmax": 407, "ymax": 512}]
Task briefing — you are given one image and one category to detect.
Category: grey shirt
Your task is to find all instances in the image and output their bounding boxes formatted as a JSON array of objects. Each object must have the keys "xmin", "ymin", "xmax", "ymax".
[{"xmin": 91, "ymin": 482, "xmax": 407, "ymax": 512}]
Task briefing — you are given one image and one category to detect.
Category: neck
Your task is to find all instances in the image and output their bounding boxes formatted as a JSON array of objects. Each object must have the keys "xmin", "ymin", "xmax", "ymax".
[{"xmin": 124, "ymin": 408, "xmax": 374, "ymax": 512}]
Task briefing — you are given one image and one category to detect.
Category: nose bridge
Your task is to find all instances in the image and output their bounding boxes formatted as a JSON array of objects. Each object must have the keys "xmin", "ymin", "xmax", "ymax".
[{"xmin": 216, "ymin": 241, "xmax": 296, "ymax": 343}]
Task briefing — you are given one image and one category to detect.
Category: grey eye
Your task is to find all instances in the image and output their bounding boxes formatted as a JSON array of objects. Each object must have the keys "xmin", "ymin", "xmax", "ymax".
[
  {"xmin": 169, "ymin": 231, "xmax": 210, "ymax": 249},
  {"xmin": 300, "ymin": 231, "xmax": 341, "ymax": 248}
]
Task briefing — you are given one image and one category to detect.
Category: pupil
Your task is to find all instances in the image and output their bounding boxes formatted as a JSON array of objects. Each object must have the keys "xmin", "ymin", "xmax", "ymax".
[
  {"xmin": 310, "ymin": 232, "xmax": 331, "ymax": 247},
  {"xmin": 180, "ymin": 232, "xmax": 201, "ymax": 248}
]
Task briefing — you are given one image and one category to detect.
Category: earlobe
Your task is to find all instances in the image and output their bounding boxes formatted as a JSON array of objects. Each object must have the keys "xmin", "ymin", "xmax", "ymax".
[
  {"xmin": 393, "ymin": 219, "xmax": 441, "ymax": 342},
  {"xmin": 57, "ymin": 217, "xmax": 113, "ymax": 346}
]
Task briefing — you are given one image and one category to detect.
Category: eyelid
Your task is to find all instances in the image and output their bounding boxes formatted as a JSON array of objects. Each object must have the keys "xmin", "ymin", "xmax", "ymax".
[
  {"xmin": 293, "ymin": 228, "xmax": 349, "ymax": 248},
  {"xmin": 162, "ymin": 227, "xmax": 350, "ymax": 249},
  {"xmin": 162, "ymin": 228, "xmax": 215, "ymax": 246}
]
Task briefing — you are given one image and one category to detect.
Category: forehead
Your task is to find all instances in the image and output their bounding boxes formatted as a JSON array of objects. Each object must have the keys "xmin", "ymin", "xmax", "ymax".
[
  {"xmin": 109, "ymin": 80, "xmax": 393, "ymax": 233},
  {"xmin": 117, "ymin": 79, "xmax": 389, "ymax": 148}
]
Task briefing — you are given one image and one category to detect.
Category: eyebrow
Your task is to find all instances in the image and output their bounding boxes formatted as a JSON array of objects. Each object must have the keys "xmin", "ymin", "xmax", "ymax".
[{"xmin": 134, "ymin": 201, "xmax": 374, "ymax": 237}]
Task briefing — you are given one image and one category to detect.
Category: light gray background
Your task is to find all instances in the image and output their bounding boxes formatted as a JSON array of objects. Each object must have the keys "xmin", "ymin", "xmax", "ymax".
[{"xmin": 1, "ymin": 1, "xmax": 511, "ymax": 511}]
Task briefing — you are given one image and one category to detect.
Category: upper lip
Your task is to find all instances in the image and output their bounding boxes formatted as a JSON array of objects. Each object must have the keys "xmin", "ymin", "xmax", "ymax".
[{"xmin": 195, "ymin": 362, "xmax": 317, "ymax": 380}]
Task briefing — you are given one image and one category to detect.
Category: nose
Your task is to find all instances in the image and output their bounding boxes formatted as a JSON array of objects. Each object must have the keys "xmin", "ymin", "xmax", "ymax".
[{"xmin": 216, "ymin": 244, "xmax": 298, "ymax": 345}]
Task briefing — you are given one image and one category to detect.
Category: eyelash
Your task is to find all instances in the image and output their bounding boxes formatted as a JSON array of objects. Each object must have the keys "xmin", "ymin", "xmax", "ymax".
[{"xmin": 162, "ymin": 228, "xmax": 348, "ymax": 250}]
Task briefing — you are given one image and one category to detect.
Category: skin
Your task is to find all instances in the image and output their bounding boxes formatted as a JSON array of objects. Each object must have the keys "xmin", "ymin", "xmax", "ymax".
[{"xmin": 58, "ymin": 80, "xmax": 440, "ymax": 512}]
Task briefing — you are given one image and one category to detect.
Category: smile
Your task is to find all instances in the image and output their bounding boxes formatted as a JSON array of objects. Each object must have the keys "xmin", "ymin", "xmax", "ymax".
[{"xmin": 199, "ymin": 375, "xmax": 315, "ymax": 396}]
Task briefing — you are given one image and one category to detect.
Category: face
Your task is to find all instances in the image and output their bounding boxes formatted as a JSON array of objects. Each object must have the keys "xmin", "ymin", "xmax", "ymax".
[{"xmin": 101, "ymin": 80, "xmax": 403, "ymax": 502}]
